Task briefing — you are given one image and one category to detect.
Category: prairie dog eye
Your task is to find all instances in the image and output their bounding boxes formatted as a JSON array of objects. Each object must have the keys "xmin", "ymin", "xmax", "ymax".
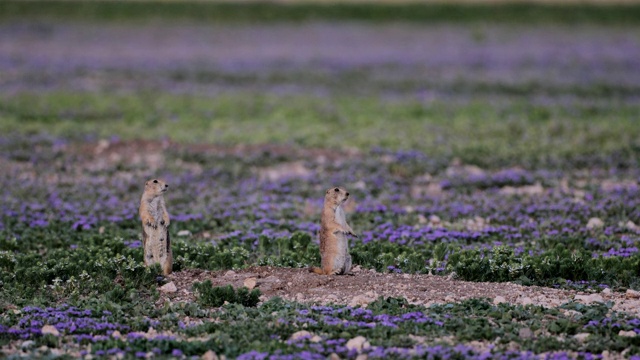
[
  {"xmin": 153, "ymin": 180, "xmax": 158, "ymax": 184},
  {"xmin": 334, "ymin": 188, "xmax": 340, "ymax": 192}
]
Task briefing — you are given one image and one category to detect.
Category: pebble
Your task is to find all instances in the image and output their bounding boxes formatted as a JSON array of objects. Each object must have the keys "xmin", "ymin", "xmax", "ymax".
[
  {"xmin": 349, "ymin": 294, "xmax": 375, "ymax": 308},
  {"xmin": 493, "ymin": 296, "xmax": 507, "ymax": 305},
  {"xmin": 202, "ymin": 350, "xmax": 219, "ymax": 360},
  {"xmin": 586, "ymin": 217, "xmax": 604, "ymax": 229},
  {"xmin": 574, "ymin": 333, "xmax": 590, "ymax": 342},
  {"xmin": 41, "ymin": 325, "xmax": 60, "ymax": 336},
  {"xmin": 575, "ymin": 294, "xmax": 604, "ymax": 304},
  {"xmin": 21, "ymin": 340, "xmax": 36, "ymax": 350},
  {"xmin": 243, "ymin": 278, "xmax": 257, "ymax": 290},
  {"xmin": 159, "ymin": 282, "xmax": 177, "ymax": 293},
  {"xmin": 346, "ymin": 336, "xmax": 370, "ymax": 352},
  {"xmin": 289, "ymin": 330, "xmax": 312, "ymax": 341},
  {"xmin": 619, "ymin": 330, "xmax": 636, "ymax": 337},
  {"xmin": 518, "ymin": 328, "xmax": 533, "ymax": 339},
  {"xmin": 310, "ymin": 335, "xmax": 322, "ymax": 343},
  {"xmin": 626, "ymin": 289, "xmax": 640, "ymax": 298},
  {"xmin": 520, "ymin": 297, "xmax": 533, "ymax": 306}
]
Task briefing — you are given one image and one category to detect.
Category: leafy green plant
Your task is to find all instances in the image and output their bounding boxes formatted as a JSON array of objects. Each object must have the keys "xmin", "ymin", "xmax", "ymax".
[{"xmin": 192, "ymin": 281, "xmax": 261, "ymax": 308}]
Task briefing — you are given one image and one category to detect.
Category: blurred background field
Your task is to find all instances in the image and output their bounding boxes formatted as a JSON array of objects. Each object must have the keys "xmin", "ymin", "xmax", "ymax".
[{"xmin": 2, "ymin": 0, "xmax": 640, "ymax": 168}]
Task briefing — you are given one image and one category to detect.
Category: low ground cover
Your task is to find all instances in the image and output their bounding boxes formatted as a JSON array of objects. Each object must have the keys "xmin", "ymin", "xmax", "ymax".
[{"xmin": 1, "ymin": 2, "xmax": 640, "ymax": 358}]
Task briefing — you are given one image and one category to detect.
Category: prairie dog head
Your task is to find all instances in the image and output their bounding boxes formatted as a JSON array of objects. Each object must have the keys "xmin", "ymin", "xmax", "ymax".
[
  {"xmin": 144, "ymin": 179, "xmax": 169, "ymax": 197},
  {"xmin": 324, "ymin": 186, "xmax": 350, "ymax": 208}
]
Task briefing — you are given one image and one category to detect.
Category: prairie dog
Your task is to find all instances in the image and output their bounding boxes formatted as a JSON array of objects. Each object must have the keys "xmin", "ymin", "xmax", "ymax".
[
  {"xmin": 139, "ymin": 179, "xmax": 172, "ymax": 275},
  {"xmin": 310, "ymin": 186, "xmax": 357, "ymax": 275}
]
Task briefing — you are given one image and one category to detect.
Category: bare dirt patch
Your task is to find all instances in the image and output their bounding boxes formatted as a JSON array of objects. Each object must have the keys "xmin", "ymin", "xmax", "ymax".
[{"xmin": 160, "ymin": 266, "xmax": 640, "ymax": 315}]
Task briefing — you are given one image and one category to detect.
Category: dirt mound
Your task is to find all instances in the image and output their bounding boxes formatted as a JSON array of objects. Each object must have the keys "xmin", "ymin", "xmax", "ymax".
[{"xmin": 159, "ymin": 266, "xmax": 640, "ymax": 315}]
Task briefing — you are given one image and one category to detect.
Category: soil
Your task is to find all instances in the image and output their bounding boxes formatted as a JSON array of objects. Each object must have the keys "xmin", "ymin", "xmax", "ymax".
[{"xmin": 160, "ymin": 266, "xmax": 640, "ymax": 316}]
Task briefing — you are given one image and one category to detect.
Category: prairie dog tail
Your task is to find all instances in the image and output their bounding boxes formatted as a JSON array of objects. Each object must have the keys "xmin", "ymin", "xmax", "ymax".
[{"xmin": 309, "ymin": 267, "xmax": 326, "ymax": 275}]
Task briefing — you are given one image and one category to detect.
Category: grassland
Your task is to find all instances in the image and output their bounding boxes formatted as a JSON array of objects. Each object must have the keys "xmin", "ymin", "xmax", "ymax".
[{"xmin": 1, "ymin": 1, "xmax": 640, "ymax": 359}]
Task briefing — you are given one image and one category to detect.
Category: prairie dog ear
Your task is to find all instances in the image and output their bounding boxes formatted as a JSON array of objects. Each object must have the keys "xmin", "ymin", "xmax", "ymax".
[{"xmin": 145, "ymin": 181, "xmax": 149, "ymax": 186}]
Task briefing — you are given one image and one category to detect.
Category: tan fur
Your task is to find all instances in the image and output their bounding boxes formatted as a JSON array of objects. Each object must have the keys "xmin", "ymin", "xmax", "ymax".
[
  {"xmin": 310, "ymin": 186, "xmax": 357, "ymax": 275},
  {"xmin": 139, "ymin": 179, "xmax": 172, "ymax": 275}
]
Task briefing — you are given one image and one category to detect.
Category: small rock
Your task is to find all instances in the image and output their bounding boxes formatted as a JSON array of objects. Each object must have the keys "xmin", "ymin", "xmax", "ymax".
[
  {"xmin": 50, "ymin": 348, "xmax": 64, "ymax": 356},
  {"xmin": 350, "ymin": 294, "xmax": 375, "ymax": 308},
  {"xmin": 355, "ymin": 355, "xmax": 368, "ymax": 360},
  {"xmin": 177, "ymin": 230, "xmax": 192, "ymax": 237},
  {"xmin": 626, "ymin": 289, "xmax": 640, "ymax": 298},
  {"xmin": 243, "ymin": 278, "xmax": 257, "ymax": 290},
  {"xmin": 328, "ymin": 353, "xmax": 341, "ymax": 360},
  {"xmin": 159, "ymin": 282, "xmax": 177, "ymax": 293},
  {"xmin": 258, "ymin": 161, "xmax": 311, "ymax": 182},
  {"xmin": 112, "ymin": 330, "xmax": 122, "ymax": 338},
  {"xmin": 499, "ymin": 182, "xmax": 544, "ymax": 196},
  {"xmin": 289, "ymin": 330, "xmax": 312, "ymax": 341},
  {"xmin": 518, "ymin": 328, "xmax": 533, "ymax": 339},
  {"xmin": 95, "ymin": 139, "xmax": 110, "ymax": 154},
  {"xmin": 602, "ymin": 288, "xmax": 612, "ymax": 295},
  {"xmin": 353, "ymin": 180, "xmax": 367, "ymax": 190},
  {"xmin": 425, "ymin": 183, "xmax": 444, "ymax": 197},
  {"xmin": 586, "ymin": 217, "xmax": 604, "ymax": 229},
  {"xmin": 21, "ymin": 340, "xmax": 36, "ymax": 350},
  {"xmin": 626, "ymin": 220, "xmax": 638, "ymax": 232},
  {"xmin": 41, "ymin": 325, "xmax": 60, "ymax": 336},
  {"xmin": 310, "ymin": 335, "xmax": 322, "ymax": 343},
  {"xmin": 563, "ymin": 309, "xmax": 582, "ymax": 319},
  {"xmin": 99, "ymin": 226, "xmax": 105, "ymax": 234},
  {"xmin": 445, "ymin": 162, "xmax": 486, "ymax": 178},
  {"xmin": 408, "ymin": 334, "xmax": 427, "ymax": 344},
  {"xmin": 575, "ymin": 294, "xmax": 604, "ymax": 304},
  {"xmin": 619, "ymin": 330, "xmax": 636, "ymax": 337},
  {"xmin": 224, "ymin": 270, "xmax": 236, "ymax": 277},
  {"xmin": 202, "ymin": 350, "xmax": 219, "ymax": 360},
  {"xmin": 346, "ymin": 336, "xmax": 370, "ymax": 352},
  {"xmin": 574, "ymin": 333, "xmax": 590, "ymax": 342},
  {"xmin": 429, "ymin": 215, "xmax": 441, "ymax": 225},
  {"xmin": 493, "ymin": 296, "xmax": 507, "ymax": 305},
  {"xmin": 507, "ymin": 341, "xmax": 520, "ymax": 351},
  {"xmin": 444, "ymin": 295, "xmax": 455, "ymax": 302},
  {"xmin": 520, "ymin": 297, "xmax": 533, "ymax": 306}
]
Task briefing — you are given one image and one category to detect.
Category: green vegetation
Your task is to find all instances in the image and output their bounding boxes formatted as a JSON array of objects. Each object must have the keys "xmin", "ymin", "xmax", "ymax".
[
  {"xmin": 3, "ymin": 0, "xmax": 640, "ymax": 24},
  {"xmin": 2, "ymin": 3, "xmax": 640, "ymax": 358},
  {"xmin": 193, "ymin": 282, "xmax": 261, "ymax": 307},
  {"xmin": 1, "ymin": 93, "xmax": 638, "ymax": 169}
]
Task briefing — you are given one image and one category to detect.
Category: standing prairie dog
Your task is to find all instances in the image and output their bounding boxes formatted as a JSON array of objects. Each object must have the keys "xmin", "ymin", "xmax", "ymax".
[
  {"xmin": 310, "ymin": 186, "xmax": 357, "ymax": 275},
  {"xmin": 139, "ymin": 179, "xmax": 172, "ymax": 275}
]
